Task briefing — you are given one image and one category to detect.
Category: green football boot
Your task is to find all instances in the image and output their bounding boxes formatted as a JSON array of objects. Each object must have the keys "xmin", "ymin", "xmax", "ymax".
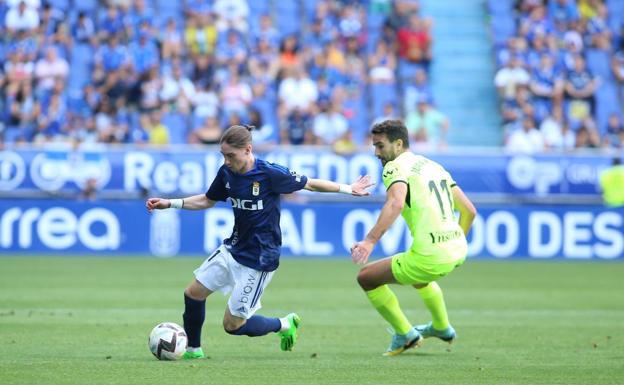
[
  {"xmin": 182, "ymin": 348, "xmax": 205, "ymax": 359},
  {"xmin": 278, "ymin": 313, "xmax": 301, "ymax": 352},
  {"xmin": 383, "ymin": 327, "xmax": 422, "ymax": 357},
  {"xmin": 415, "ymin": 322, "xmax": 456, "ymax": 344}
]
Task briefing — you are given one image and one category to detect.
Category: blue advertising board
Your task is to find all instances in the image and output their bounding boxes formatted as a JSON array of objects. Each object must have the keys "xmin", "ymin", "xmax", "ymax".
[
  {"xmin": 0, "ymin": 147, "xmax": 615, "ymax": 197},
  {"xmin": 1, "ymin": 200, "xmax": 621, "ymax": 260}
]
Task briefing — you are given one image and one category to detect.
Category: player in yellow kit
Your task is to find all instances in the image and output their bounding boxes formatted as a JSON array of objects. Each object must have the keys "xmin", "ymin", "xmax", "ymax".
[{"xmin": 351, "ymin": 120, "xmax": 477, "ymax": 356}]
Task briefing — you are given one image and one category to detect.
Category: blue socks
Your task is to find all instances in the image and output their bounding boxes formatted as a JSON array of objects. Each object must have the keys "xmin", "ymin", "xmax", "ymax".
[
  {"xmin": 228, "ymin": 315, "xmax": 281, "ymax": 337},
  {"xmin": 183, "ymin": 293, "xmax": 206, "ymax": 348}
]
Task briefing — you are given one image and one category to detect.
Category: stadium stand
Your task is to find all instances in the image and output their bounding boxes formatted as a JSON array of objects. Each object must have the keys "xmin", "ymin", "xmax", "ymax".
[
  {"xmin": 0, "ymin": 0, "xmax": 456, "ymax": 151},
  {"xmin": 1, "ymin": 0, "xmax": 621, "ymax": 151},
  {"xmin": 489, "ymin": 0, "xmax": 624, "ymax": 152}
]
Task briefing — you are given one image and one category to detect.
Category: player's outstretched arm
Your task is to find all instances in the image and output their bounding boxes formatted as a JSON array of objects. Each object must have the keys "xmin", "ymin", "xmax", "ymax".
[
  {"xmin": 452, "ymin": 186, "xmax": 477, "ymax": 236},
  {"xmin": 146, "ymin": 194, "xmax": 216, "ymax": 213},
  {"xmin": 350, "ymin": 182, "xmax": 407, "ymax": 264},
  {"xmin": 303, "ymin": 175, "xmax": 374, "ymax": 196}
]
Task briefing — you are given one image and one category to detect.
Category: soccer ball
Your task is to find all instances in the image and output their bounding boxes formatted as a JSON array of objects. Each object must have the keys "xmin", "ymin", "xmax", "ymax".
[{"xmin": 148, "ymin": 322, "xmax": 188, "ymax": 360}]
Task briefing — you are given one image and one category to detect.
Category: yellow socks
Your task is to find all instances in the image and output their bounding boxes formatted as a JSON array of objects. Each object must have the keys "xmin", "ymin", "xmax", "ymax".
[
  {"xmin": 366, "ymin": 285, "xmax": 412, "ymax": 335},
  {"xmin": 417, "ymin": 282, "xmax": 449, "ymax": 330}
]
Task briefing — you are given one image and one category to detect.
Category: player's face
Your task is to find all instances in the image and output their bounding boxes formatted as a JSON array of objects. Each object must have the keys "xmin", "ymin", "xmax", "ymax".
[
  {"xmin": 372, "ymin": 133, "xmax": 400, "ymax": 166},
  {"xmin": 221, "ymin": 142, "xmax": 252, "ymax": 173}
]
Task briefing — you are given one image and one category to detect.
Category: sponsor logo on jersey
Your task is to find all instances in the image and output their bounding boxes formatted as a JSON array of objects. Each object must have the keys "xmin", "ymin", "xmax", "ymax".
[{"xmin": 228, "ymin": 197, "xmax": 264, "ymax": 211}]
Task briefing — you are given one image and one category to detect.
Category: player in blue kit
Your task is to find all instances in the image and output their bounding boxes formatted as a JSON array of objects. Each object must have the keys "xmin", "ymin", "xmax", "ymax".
[{"xmin": 146, "ymin": 125, "xmax": 373, "ymax": 358}]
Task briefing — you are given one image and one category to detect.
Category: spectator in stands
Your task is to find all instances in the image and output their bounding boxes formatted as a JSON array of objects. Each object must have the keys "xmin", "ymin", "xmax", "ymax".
[
  {"xmin": 160, "ymin": 64, "xmax": 196, "ymax": 113},
  {"xmin": 599, "ymin": 157, "xmax": 624, "ymax": 207},
  {"xmin": 248, "ymin": 38, "xmax": 280, "ymax": 81},
  {"xmin": 39, "ymin": 3, "xmax": 62, "ymax": 37},
  {"xmin": 403, "ymin": 68, "xmax": 432, "ymax": 113},
  {"xmin": 612, "ymin": 40, "xmax": 624, "ymax": 106},
  {"xmin": 586, "ymin": 2, "xmax": 610, "ymax": 47},
  {"xmin": 278, "ymin": 35, "xmax": 302, "ymax": 76},
  {"xmin": 139, "ymin": 67, "xmax": 161, "ymax": 112},
  {"xmin": 220, "ymin": 68, "xmax": 252, "ymax": 121},
  {"xmin": 215, "ymin": 29, "xmax": 248, "ymax": 67},
  {"xmin": 565, "ymin": 55, "xmax": 598, "ymax": 127},
  {"xmin": 368, "ymin": 40, "xmax": 396, "ymax": 84},
  {"xmin": 540, "ymin": 105, "xmax": 575, "ymax": 150},
  {"xmin": 574, "ymin": 118, "xmax": 601, "ymax": 148},
  {"xmin": 405, "ymin": 97, "xmax": 449, "ymax": 149},
  {"xmin": 495, "ymin": 56, "xmax": 530, "ymax": 101},
  {"xmin": 253, "ymin": 14, "xmax": 279, "ymax": 49},
  {"xmin": 505, "ymin": 117, "xmax": 545, "ymax": 153},
  {"xmin": 603, "ymin": 113, "xmax": 624, "ymax": 148},
  {"xmin": 278, "ymin": 66, "xmax": 318, "ymax": 117},
  {"xmin": 5, "ymin": 48, "xmax": 34, "ymax": 86},
  {"xmin": 96, "ymin": 34, "xmax": 130, "ymax": 73},
  {"xmin": 192, "ymin": 81, "xmax": 219, "ymax": 120},
  {"xmin": 249, "ymin": 108, "xmax": 277, "ymax": 146},
  {"xmin": 397, "ymin": 13, "xmax": 432, "ymax": 68},
  {"xmin": 145, "ymin": 109, "xmax": 170, "ymax": 145},
  {"xmin": 99, "ymin": 5, "xmax": 124, "ymax": 39},
  {"xmin": 213, "ymin": 0, "xmax": 249, "ymax": 33},
  {"xmin": 73, "ymin": 11, "xmax": 96, "ymax": 45},
  {"xmin": 4, "ymin": 81, "xmax": 36, "ymax": 142},
  {"xmin": 530, "ymin": 53, "xmax": 564, "ymax": 121},
  {"xmin": 5, "ymin": 1, "xmax": 39, "ymax": 35},
  {"xmin": 160, "ymin": 18, "xmax": 183, "ymax": 61},
  {"xmin": 34, "ymin": 47, "xmax": 68, "ymax": 95},
  {"xmin": 333, "ymin": 130, "xmax": 357, "ymax": 155},
  {"xmin": 519, "ymin": 4, "xmax": 552, "ymax": 42},
  {"xmin": 374, "ymin": 102, "xmax": 399, "ymax": 125},
  {"xmin": 185, "ymin": 13, "xmax": 218, "ymax": 58},
  {"xmin": 280, "ymin": 108, "xmax": 313, "ymax": 145},
  {"xmin": 312, "ymin": 99, "xmax": 348, "ymax": 145},
  {"xmin": 131, "ymin": 31, "xmax": 159, "ymax": 75},
  {"xmin": 549, "ymin": 0, "xmax": 580, "ymax": 24},
  {"xmin": 338, "ymin": 4, "xmax": 363, "ymax": 39},
  {"xmin": 189, "ymin": 116, "xmax": 222, "ymax": 145}
]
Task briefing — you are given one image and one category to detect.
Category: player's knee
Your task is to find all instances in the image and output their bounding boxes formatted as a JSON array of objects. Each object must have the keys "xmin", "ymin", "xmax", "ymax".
[{"xmin": 357, "ymin": 268, "xmax": 373, "ymax": 291}]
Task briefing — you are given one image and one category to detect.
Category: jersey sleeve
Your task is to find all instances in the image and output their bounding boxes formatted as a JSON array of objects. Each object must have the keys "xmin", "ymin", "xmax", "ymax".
[
  {"xmin": 268, "ymin": 163, "xmax": 308, "ymax": 194},
  {"xmin": 206, "ymin": 166, "xmax": 228, "ymax": 201},
  {"xmin": 382, "ymin": 161, "xmax": 407, "ymax": 190}
]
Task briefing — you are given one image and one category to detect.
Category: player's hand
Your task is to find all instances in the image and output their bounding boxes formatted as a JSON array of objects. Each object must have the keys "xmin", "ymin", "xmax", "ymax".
[
  {"xmin": 350, "ymin": 175, "xmax": 375, "ymax": 197},
  {"xmin": 350, "ymin": 240, "xmax": 374, "ymax": 265},
  {"xmin": 146, "ymin": 197, "xmax": 170, "ymax": 213}
]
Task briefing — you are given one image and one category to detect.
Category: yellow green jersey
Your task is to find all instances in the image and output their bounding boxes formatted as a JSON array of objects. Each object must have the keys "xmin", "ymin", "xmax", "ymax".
[
  {"xmin": 382, "ymin": 151, "xmax": 467, "ymax": 263},
  {"xmin": 599, "ymin": 165, "xmax": 624, "ymax": 207}
]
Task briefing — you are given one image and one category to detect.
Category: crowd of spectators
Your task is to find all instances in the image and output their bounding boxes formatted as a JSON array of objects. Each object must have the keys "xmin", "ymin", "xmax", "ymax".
[
  {"xmin": 493, "ymin": 0, "xmax": 624, "ymax": 153},
  {"xmin": 0, "ymin": 0, "xmax": 449, "ymax": 151}
]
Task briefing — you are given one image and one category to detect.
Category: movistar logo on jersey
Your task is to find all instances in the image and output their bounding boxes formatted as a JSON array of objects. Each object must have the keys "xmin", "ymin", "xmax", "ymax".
[{"xmin": 228, "ymin": 198, "xmax": 264, "ymax": 211}]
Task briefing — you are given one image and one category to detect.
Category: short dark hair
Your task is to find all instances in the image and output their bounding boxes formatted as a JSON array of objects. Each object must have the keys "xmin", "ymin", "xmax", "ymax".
[
  {"xmin": 220, "ymin": 125, "xmax": 254, "ymax": 148},
  {"xmin": 371, "ymin": 119, "xmax": 410, "ymax": 149}
]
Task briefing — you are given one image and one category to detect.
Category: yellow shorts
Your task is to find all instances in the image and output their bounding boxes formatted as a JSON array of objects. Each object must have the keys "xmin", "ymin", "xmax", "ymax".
[{"xmin": 391, "ymin": 251, "xmax": 465, "ymax": 285}]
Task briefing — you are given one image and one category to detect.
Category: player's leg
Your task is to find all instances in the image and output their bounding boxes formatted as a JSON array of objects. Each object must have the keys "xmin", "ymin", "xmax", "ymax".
[
  {"xmin": 182, "ymin": 279, "xmax": 213, "ymax": 358},
  {"xmin": 411, "ymin": 256, "xmax": 465, "ymax": 343},
  {"xmin": 357, "ymin": 256, "xmax": 411, "ymax": 334},
  {"xmin": 223, "ymin": 263, "xmax": 300, "ymax": 351},
  {"xmin": 357, "ymin": 255, "xmax": 421, "ymax": 355},
  {"xmin": 183, "ymin": 246, "xmax": 231, "ymax": 359}
]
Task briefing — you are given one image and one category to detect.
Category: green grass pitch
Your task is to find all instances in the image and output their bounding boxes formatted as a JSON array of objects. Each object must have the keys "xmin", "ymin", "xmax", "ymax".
[{"xmin": 1, "ymin": 257, "xmax": 622, "ymax": 385}]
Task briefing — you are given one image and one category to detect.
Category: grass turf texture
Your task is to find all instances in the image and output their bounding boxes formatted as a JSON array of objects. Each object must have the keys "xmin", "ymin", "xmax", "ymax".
[{"xmin": 0, "ymin": 257, "xmax": 622, "ymax": 385}]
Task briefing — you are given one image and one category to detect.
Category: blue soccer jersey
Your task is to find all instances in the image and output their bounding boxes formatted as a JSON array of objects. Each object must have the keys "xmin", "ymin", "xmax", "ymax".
[{"xmin": 205, "ymin": 159, "xmax": 308, "ymax": 271}]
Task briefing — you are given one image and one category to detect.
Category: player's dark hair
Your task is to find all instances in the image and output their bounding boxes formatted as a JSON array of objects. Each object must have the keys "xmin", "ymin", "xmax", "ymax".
[
  {"xmin": 371, "ymin": 119, "xmax": 410, "ymax": 149},
  {"xmin": 220, "ymin": 125, "xmax": 255, "ymax": 148}
]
